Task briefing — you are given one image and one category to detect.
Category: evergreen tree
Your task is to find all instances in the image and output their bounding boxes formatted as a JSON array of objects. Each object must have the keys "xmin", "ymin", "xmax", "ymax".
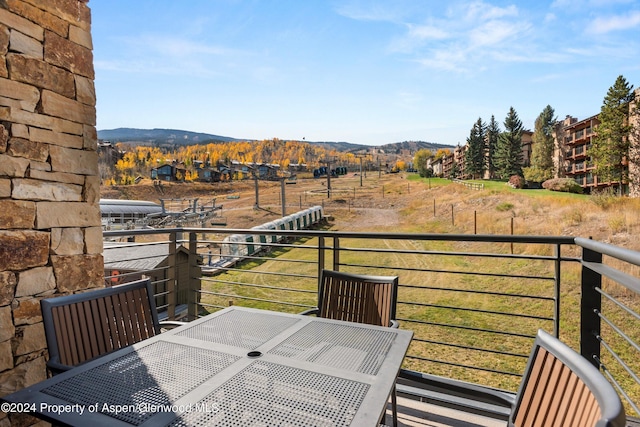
[
  {"xmin": 524, "ymin": 105, "xmax": 557, "ymax": 183},
  {"xmin": 485, "ymin": 115, "xmax": 500, "ymax": 179},
  {"xmin": 590, "ymin": 75, "xmax": 634, "ymax": 193},
  {"xmin": 494, "ymin": 107, "xmax": 524, "ymax": 179},
  {"xmin": 465, "ymin": 117, "xmax": 486, "ymax": 179}
]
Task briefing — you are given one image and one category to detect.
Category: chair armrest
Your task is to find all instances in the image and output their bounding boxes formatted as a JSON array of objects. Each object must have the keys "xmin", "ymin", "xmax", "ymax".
[
  {"xmin": 397, "ymin": 369, "xmax": 515, "ymax": 411},
  {"xmin": 46, "ymin": 359, "xmax": 71, "ymax": 376},
  {"xmin": 390, "ymin": 320, "xmax": 399, "ymax": 328},
  {"xmin": 299, "ymin": 308, "xmax": 319, "ymax": 316}
]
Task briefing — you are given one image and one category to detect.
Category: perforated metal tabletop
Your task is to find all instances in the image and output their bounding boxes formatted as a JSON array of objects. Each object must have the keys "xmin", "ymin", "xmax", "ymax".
[{"xmin": 2, "ymin": 307, "xmax": 413, "ymax": 427}]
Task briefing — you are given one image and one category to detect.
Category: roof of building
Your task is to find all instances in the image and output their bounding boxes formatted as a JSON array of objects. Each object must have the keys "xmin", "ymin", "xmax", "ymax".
[
  {"xmin": 103, "ymin": 242, "xmax": 204, "ymax": 272},
  {"xmin": 103, "ymin": 242, "xmax": 194, "ymax": 271},
  {"xmin": 100, "ymin": 199, "xmax": 163, "ymax": 216}
]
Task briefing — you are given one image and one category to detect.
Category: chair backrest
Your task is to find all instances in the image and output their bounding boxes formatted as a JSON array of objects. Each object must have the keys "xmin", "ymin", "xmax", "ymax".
[
  {"xmin": 510, "ymin": 329, "xmax": 625, "ymax": 427},
  {"xmin": 41, "ymin": 278, "xmax": 161, "ymax": 373},
  {"xmin": 317, "ymin": 269, "xmax": 398, "ymax": 327}
]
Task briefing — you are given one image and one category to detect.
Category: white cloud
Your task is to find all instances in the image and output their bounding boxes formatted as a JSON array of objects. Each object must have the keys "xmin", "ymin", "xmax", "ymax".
[
  {"xmin": 550, "ymin": 0, "xmax": 581, "ymax": 8},
  {"xmin": 491, "ymin": 50, "xmax": 571, "ymax": 64},
  {"xmin": 407, "ymin": 24, "xmax": 449, "ymax": 41},
  {"xmin": 342, "ymin": 0, "xmax": 637, "ymax": 73},
  {"xmin": 459, "ymin": 1, "xmax": 519, "ymax": 22},
  {"xmin": 334, "ymin": 1, "xmax": 409, "ymax": 23},
  {"xmin": 469, "ymin": 21, "xmax": 525, "ymax": 47},
  {"xmin": 96, "ymin": 33, "xmax": 252, "ymax": 78},
  {"xmin": 589, "ymin": 10, "xmax": 640, "ymax": 34},
  {"xmin": 414, "ymin": 47, "xmax": 472, "ymax": 73},
  {"xmin": 552, "ymin": 0, "xmax": 636, "ymax": 10},
  {"xmin": 401, "ymin": 2, "xmax": 533, "ymax": 72},
  {"xmin": 131, "ymin": 35, "xmax": 235, "ymax": 58},
  {"xmin": 589, "ymin": 0, "xmax": 637, "ymax": 7}
]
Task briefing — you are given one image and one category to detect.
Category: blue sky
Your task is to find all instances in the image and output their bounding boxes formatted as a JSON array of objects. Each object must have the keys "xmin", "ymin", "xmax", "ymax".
[{"xmin": 90, "ymin": 0, "xmax": 640, "ymax": 146}]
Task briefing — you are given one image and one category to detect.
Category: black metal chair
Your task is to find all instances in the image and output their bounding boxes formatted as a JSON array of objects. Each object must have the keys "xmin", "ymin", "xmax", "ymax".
[
  {"xmin": 41, "ymin": 278, "xmax": 184, "ymax": 375},
  {"xmin": 302, "ymin": 269, "xmax": 400, "ymax": 426}
]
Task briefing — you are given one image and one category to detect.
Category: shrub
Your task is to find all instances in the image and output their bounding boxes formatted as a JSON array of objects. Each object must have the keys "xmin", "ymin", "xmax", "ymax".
[
  {"xmin": 542, "ymin": 178, "xmax": 583, "ymax": 194},
  {"xmin": 608, "ymin": 215, "xmax": 627, "ymax": 234},
  {"xmin": 496, "ymin": 202, "xmax": 514, "ymax": 212},
  {"xmin": 590, "ymin": 187, "xmax": 619, "ymax": 210},
  {"xmin": 507, "ymin": 175, "xmax": 524, "ymax": 189},
  {"xmin": 567, "ymin": 209, "xmax": 583, "ymax": 225}
]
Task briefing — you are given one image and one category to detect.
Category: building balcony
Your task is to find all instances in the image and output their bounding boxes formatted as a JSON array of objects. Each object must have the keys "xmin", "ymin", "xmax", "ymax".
[{"xmin": 99, "ymin": 226, "xmax": 640, "ymax": 425}]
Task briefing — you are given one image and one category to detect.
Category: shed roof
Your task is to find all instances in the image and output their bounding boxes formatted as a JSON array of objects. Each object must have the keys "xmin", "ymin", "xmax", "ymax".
[{"xmin": 103, "ymin": 242, "xmax": 185, "ymax": 271}]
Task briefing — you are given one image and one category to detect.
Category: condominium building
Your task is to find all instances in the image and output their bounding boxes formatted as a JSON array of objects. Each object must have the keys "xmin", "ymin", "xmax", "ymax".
[
  {"xmin": 554, "ymin": 115, "xmax": 600, "ymax": 190},
  {"xmin": 521, "ymin": 131, "xmax": 534, "ymax": 168},
  {"xmin": 554, "ymin": 89, "xmax": 639, "ymax": 196}
]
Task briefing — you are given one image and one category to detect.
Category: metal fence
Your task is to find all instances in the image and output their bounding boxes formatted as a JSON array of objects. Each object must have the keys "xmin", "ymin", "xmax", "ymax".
[{"xmin": 102, "ymin": 227, "xmax": 640, "ymax": 418}]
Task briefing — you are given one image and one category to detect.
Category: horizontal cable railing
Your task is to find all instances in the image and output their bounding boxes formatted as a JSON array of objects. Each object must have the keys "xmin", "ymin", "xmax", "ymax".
[
  {"xmin": 327, "ymin": 234, "xmax": 573, "ymax": 391},
  {"xmin": 576, "ymin": 237, "xmax": 640, "ymax": 417},
  {"xmin": 101, "ymin": 228, "xmax": 640, "ymax": 417}
]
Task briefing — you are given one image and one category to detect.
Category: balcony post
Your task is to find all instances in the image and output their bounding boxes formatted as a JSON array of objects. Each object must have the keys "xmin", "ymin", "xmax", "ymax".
[
  {"xmin": 318, "ymin": 236, "xmax": 325, "ymax": 288},
  {"xmin": 167, "ymin": 231, "xmax": 177, "ymax": 320},
  {"xmin": 187, "ymin": 231, "xmax": 200, "ymax": 320},
  {"xmin": 580, "ymin": 245, "xmax": 602, "ymax": 368},
  {"xmin": 553, "ymin": 244, "xmax": 561, "ymax": 337},
  {"xmin": 332, "ymin": 236, "xmax": 340, "ymax": 271}
]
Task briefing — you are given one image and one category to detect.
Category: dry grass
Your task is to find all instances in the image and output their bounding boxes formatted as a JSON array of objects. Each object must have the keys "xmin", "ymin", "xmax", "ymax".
[
  {"xmin": 103, "ymin": 173, "xmax": 640, "ymax": 405},
  {"xmin": 102, "ymin": 173, "xmax": 640, "ymax": 245}
]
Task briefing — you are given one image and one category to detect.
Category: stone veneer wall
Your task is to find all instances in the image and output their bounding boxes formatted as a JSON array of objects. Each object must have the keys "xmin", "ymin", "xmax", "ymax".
[{"xmin": 0, "ymin": 0, "xmax": 102, "ymax": 424}]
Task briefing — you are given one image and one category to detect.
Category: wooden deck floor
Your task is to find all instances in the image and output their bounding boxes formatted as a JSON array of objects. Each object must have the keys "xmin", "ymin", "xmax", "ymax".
[
  {"xmin": 385, "ymin": 395, "xmax": 640, "ymax": 427},
  {"xmin": 385, "ymin": 396, "xmax": 507, "ymax": 427}
]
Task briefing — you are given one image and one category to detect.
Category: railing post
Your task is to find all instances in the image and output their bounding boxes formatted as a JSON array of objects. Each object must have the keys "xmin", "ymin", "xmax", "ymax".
[
  {"xmin": 580, "ymin": 244, "xmax": 602, "ymax": 368},
  {"xmin": 553, "ymin": 243, "xmax": 561, "ymax": 337},
  {"xmin": 187, "ymin": 231, "xmax": 200, "ymax": 321},
  {"xmin": 167, "ymin": 231, "xmax": 177, "ymax": 320},
  {"xmin": 317, "ymin": 236, "xmax": 325, "ymax": 291},
  {"xmin": 333, "ymin": 236, "xmax": 340, "ymax": 271}
]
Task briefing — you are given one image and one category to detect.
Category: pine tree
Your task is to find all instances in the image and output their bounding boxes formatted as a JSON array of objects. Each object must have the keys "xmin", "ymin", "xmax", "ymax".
[
  {"xmin": 464, "ymin": 117, "xmax": 486, "ymax": 179},
  {"xmin": 524, "ymin": 105, "xmax": 556, "ymax": 183},
  {"xmin": 485, "ymin": 115, "xmax": 500, "ymax": 179},
  {"xmin": 494, "ymin": 107, "xmax": 524, "ymax": 179},
  {"xmin": 590, "ymin": 75, "xmax": 634, "ymax": 193}
]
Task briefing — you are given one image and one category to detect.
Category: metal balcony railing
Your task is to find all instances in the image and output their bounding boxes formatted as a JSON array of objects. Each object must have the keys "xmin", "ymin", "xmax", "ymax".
[{"xmin": 102, "ymin": 227, "xmax": 640, "ymax": 420}]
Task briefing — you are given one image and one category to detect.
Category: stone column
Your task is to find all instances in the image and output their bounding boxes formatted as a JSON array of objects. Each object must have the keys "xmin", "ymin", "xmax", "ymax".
[{"xmin": 0, "ymin": 1, "xmax": 102, "ymax": 424}]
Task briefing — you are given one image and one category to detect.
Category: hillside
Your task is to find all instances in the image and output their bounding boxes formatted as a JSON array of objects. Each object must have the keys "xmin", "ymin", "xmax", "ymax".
[
  {"xmin": 97, "ymin": 128, "xmax": 239, "ymax": 144},
  {"xmin": 97, "ymin": 128, "xmax": 453, "ymax": 153},
  {"xmin": 101, "ymin": 174, "xmax": 640, "ymax": 251}
]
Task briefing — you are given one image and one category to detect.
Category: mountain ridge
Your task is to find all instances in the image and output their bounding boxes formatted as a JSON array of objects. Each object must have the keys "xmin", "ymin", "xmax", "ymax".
[{"xmin": 97, "ymin": 127, "xmax": 454, "ymax": 153}]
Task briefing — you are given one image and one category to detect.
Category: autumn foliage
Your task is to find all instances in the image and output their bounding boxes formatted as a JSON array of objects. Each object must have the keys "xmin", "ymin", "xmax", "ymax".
[{"xmin": 100, "ymin": 139, "xmax": 363, "ymax": 184}]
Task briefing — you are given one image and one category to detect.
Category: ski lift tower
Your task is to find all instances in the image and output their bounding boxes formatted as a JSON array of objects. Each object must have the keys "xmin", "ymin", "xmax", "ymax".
[
  {"xmin": 320, "ymin": 157, "xmax": 337, "ymax": 198},
  {"xmin": 355, "ymin": 154, "xmax": 370, "ymax": 187}
]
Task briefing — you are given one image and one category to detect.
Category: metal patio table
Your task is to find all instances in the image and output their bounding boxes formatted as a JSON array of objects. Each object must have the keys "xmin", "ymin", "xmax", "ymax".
[{"xmin": 2, "ymin": 306, "xmax": 413, "ymax": 426}]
